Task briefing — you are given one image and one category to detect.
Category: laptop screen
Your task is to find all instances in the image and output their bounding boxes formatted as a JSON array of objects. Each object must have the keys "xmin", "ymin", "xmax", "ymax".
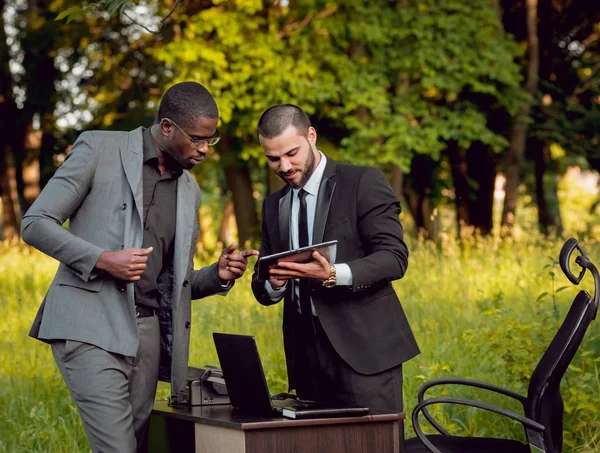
[{"xmin": 212, "ymin": 332, "xmax": 276, "ymax": 416}]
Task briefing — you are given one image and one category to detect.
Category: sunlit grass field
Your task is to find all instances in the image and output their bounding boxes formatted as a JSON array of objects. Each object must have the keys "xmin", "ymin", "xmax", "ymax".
[{"xmin": 2, "ymin": 170, "xmax": 600, "ymax": 452}]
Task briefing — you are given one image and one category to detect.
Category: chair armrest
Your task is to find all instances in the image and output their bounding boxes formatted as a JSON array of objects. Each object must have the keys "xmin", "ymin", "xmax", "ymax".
[
  {"xmin": 417, "ymin": 377, "xmax": 526, "ymax": 436},
  {"xmin": 411, "ymin": 396, "xmax": 546, "ymax": 453},
  {"xmin": 418, "ymin": 377, "xmax": 526, "ymax": 403}
]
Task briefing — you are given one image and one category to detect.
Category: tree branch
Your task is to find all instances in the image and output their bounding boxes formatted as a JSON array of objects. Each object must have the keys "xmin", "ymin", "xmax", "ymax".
[
  {"xmin": 122, "ymin": 0, "xmax": 181, "ymax": 34},
  {"xmin": 276, "ymin": 6, "xmax": 338, "ymax": 40}
]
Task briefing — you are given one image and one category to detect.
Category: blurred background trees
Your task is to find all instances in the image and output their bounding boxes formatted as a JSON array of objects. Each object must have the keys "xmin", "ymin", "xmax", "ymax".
[{"xmin": 2, "ymin": 0, "xmax": 600, "ymax": 246}]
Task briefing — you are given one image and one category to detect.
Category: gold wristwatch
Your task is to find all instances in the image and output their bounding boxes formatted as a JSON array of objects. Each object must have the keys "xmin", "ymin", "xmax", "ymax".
[{"xmin": 322, "ymin": 264, "xmax": 337, "ymax": 288}]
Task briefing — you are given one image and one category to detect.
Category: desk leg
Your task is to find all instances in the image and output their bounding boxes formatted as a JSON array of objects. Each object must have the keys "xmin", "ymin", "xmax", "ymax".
[{"xmin": 148, "ymin": 413, "xmax": 195, "ymax": 453}]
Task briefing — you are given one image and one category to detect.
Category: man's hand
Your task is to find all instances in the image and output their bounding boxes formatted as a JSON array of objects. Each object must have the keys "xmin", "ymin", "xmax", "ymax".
[
  {"xmin": 268, "ymin": 275, "xmax": 288, "ymax": 291},
  {"xmin": 95, "ymin": 247, "xmax": 153, "ymax": 281},
  {"xmin": 269, "ymin": 250, "xmax": 330, "ymax": 281},
  {"xmin": 218, "ymin": 242, "xmax": 260, "ymax": 283}
]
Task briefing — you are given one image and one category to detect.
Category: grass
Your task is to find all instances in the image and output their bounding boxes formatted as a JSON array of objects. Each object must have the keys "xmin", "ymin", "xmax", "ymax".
[
  {"xmin": 2, "ymin": 170, "xmax": 600, "ymax": 452},
  {"xmin": 2, "ymin": 236, "xmax": 600, "ymax": 452}
]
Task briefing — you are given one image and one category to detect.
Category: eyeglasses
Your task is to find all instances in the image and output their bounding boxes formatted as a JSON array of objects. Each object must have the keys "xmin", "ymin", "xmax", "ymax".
[{"xmin": 165, "ymin": 118, "xmax": 221, "ymax": 147}]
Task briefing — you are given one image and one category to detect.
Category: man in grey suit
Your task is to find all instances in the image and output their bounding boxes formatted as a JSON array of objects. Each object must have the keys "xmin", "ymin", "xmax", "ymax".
[
  {"xmin": 251, "ymin": 105, "xmax": 419, "ymax": 416},
  {"xmin": 22, "ymin": 82, "xmax": 258, "ymax": 453}
]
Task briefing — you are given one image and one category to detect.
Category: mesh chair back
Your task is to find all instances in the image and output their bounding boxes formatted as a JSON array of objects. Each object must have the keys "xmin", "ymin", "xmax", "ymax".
[{"xmin": 525, "ymin": 290, "xmax": 597, "ymax": 453}]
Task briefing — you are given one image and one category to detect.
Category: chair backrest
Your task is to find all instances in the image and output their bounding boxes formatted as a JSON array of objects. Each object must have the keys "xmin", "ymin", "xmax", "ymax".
[{"xmin": 525, "ymin": 239, "xmax": 599, "ymax": 453}]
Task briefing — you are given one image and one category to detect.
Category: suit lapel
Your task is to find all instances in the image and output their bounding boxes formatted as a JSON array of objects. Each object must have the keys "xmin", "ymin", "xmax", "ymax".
[
  {"xmin": 120, "ymin": 127, "xmax": 144, "ymax": 228},
  {"xmin": 278, "ymin": 189, "xmax": 292, "ymax": 250},
  {"xmin": 312, "ymin": 159, "xmax": 337, "ymax": 244}
]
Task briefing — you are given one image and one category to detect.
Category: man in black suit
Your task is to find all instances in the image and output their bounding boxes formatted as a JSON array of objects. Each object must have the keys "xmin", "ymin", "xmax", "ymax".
[{"xmin": 251, "ymin": 104, "xmax": 419, "ymax": 413}]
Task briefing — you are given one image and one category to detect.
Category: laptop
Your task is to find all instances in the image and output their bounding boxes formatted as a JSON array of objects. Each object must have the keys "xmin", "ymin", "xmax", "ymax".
[
  {"xmin": 212, "ymin": 332, "xmax": 370, "ymax": 419},
  {"xmin": 212, "ymin": 332, "xmax": 303, "ymax": 416}
]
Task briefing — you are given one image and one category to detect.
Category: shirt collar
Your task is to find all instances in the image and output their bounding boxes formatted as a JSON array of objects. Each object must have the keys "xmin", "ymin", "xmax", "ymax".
[
  {"xmin": 142, "ymin": 127, "xmax": 158, "ymax": 163},
  {"xmin": 295, "ymin": 151, "xmax": 326, "ymax": 198}
]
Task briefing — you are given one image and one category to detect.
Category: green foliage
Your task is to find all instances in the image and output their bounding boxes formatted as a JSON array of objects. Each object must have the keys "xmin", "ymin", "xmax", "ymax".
[
  {"xmin": 144, "ymin": 0, "xmax": 525, "ymax": 170},
  {"xmin": 328, "ymin": 0, "xmax": 524, "ymax": 169},
  {"xmin": 55, "ymin": 0, "xmax": 135, "ymax": 24},
  {"xmin": 153, "ymin": 2, "xmax": 340, "ymax": 159},
  {"xmin": 21, "ymin": 0, "xmax": 600, "ymax": 240}
]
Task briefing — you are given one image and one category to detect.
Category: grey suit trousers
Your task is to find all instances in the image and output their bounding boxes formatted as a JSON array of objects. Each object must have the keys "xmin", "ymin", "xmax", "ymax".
[{"xmin": 51, "ymin": 316, "xmax": 160, "ymax": 453}]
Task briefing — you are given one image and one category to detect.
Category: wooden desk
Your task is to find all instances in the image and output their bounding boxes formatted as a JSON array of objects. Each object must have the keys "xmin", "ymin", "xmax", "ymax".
[{"xmin": 150, "ymin": 401, "xmax": 403, "ymax": 453}]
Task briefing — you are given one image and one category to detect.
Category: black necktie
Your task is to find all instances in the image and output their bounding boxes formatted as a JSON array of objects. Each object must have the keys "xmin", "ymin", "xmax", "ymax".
[
  {"xmin": 298, "ymin": 189, "xmax": 311, "ymax": 316},
  {"xmin": 298, "ymin": 189, "xmax": 309, "ymax": 248}
]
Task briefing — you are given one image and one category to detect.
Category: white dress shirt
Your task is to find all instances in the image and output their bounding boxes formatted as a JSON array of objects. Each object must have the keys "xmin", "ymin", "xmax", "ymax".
[{"xmin": 265, "ymin": 152, "xmax": 352, "ymax": 314}]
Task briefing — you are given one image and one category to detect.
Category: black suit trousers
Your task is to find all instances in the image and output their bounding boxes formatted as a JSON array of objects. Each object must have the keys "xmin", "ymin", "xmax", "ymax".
[{"xmin": 291, "ymin": 313, "xmax": 404, "ymax": 412}]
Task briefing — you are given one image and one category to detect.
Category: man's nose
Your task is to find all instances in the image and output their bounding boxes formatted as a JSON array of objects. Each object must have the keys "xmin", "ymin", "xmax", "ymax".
[
  {"xmin": 197, "ymin": 141, "xmax": 210, "ymax": 152},
  {"xmin": 279, "ymin": 158, "xmax": 291, "ymax": 172}
]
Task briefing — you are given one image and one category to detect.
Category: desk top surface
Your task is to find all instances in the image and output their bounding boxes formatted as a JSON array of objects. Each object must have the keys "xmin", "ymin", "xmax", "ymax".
[{"xmin": 152, "ymin": 400, "xmax": 404, "ymax": 431}]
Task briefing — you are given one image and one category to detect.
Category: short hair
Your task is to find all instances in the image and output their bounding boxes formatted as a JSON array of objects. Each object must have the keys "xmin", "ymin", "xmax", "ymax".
[
  {"xmin": 257, "ymin": 104, "xmax": 311, "ymax": 139},
  {"xmin": 157, "ymin": 82, "xmax": 218, "ymax": 128}
]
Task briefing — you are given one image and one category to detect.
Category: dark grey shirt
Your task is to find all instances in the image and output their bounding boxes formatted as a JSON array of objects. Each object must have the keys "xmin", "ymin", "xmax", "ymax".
[{"xmin": 134, "ymin": 127, "xmax": 182, "ymax": 308}]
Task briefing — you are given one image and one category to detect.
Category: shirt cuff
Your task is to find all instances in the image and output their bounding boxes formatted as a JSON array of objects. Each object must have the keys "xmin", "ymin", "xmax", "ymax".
[
  {"xmin": 265, "ymin": 280, "xmax": 287, "ymax": 300},
  {"xmin": 334, "ymin": 263, "xmax": 352, "ymax": 286},
  {"xmin": 220, "ymin": 279, "xmax": 233, "ymax": 289}
]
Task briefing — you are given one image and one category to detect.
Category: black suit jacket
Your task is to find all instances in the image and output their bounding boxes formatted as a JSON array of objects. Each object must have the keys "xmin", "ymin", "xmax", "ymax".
[{"xmin": 252, "ymin": 158, "xmax": 419, "ymax": 388}]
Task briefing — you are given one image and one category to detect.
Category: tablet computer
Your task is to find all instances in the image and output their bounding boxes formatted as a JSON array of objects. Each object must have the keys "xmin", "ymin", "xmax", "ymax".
[{"xmin": 256, "ymin": 240, "xmax": 338, "ymax": 282}]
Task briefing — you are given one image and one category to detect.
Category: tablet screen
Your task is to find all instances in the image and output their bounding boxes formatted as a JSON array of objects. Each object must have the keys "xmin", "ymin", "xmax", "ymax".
[{"xmin": 256, "ymin": 240, "xmax": 338, "ymax": 282}]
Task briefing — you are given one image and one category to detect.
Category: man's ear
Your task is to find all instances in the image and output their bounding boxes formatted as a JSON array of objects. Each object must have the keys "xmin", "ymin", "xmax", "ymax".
[
  {"xmin": 307, "ymin": 126, "xmax": 317, "ymax": 147},
  {"xmin": 160, "ymin": 118, "xmax": 172, "ymax": 137}
]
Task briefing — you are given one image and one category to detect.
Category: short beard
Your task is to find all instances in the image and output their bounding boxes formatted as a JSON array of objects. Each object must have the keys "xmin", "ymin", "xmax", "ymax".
[{"xmin": 280, "ymin": 141, "xmax": 316, "ymax": 189}]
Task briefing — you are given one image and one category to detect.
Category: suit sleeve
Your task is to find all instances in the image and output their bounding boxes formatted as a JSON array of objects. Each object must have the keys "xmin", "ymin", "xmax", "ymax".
[
  {"xmin": 21, "ymin": 132, "xmax": 105, "ymax": 282},
  {"xmin": 345, "ymin": 167, "xmax": 409, "ymax": 291},
  {"xmin": 189, "ymin": 263, "xmax": 231, "ymax": 299}
]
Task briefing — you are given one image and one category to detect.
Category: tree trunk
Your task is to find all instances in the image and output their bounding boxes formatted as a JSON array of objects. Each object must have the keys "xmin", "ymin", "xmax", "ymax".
[
  {"xmin": 0, "ymin": 102, "xmax": 22, "ymax": 240},
  {"xmin": 403, "ymin": 155, "xmax": 439, "ymax": 239},
  {"xmin": 0, "ymin": 0, "xmax": 20, "ymax": 239},
  {"xmin": 466, "ymin": 142, "xmax": 496, "ymax": 235},
  {"xmin": 533, "ymin": 139, "xmax": 563, "ymax": 235},
  {"xmin": 224, "ymin": 164, "xmax": 258, "ymax": 246},
  {"xmin": 219, "ymin": 137, "xmax": 259, "ymax": 246},
  {"xmin": 11, "ymin": 113, "xmax": 38, "ymax": 214},
  {"xmin": 492, "ymin": 0, "xmax": 503, "ymax": 23},
  {"xmin": 447, "ymin": 142, "xmax": 497, "ymax": 237},
  {"xmin": 0, "ymin": 147, "xmax": 21, "ymax": 241},
  {"xmin": 390, "ymin": 165, "xmax": 413, "ymax": 227},
  {"xmin": 389, "ymin": 164, "xmax": 404, "ymax": 201},
  {"xmin": 38, "ymin": 128, "xmax": 57, "ymax": 189},
  {"xmin": 22, "ymin": 0, "xmax": 59, "ymax": 191},
  {"xmin": 501, "ymin": 0, "xmax": 539, "ymax": 233},
  {"xmin": 218, "ymin": 201, "xmax": 235, "ymax": 245},
  {"xmin": 447, "ymin": 143, "xmax": 471, "ymax": 236}
]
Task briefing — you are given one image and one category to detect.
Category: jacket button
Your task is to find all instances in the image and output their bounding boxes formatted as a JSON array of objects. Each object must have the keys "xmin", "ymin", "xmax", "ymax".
[
  {"xmin": 121, "ymin": 203, "xmax": 127, "ymax": 210},
  {"xmin": 117, "ymin": 284, "xmax": 125, "ymax": 292},
  {"xmin": 183, "ymin": 280, "xmax": 189, "ymax": 287},
  {"xmin": 185, "ymin": 321, "xmax": 191, "ymax": 328}
]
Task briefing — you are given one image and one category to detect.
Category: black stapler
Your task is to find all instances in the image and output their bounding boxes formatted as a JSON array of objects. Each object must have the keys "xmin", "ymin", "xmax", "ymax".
[{"xmin": 186, "ymin": 366, "xmax": 230, "ymax": 406}]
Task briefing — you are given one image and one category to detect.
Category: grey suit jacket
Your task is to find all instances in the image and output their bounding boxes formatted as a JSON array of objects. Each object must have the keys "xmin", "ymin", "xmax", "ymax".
[
  {"xmin": 251, "ymin": 158, "xmax": 419, "ymax": 390},
  {"xmin": 22, "ymin": 127, "xmax": 227, "ymax": 396}
]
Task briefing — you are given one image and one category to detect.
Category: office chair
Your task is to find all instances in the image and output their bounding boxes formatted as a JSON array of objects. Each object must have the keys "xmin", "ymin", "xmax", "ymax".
[{"xmin": 404, "ymin": 238, "xmax": 599, "ymax": 453}]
